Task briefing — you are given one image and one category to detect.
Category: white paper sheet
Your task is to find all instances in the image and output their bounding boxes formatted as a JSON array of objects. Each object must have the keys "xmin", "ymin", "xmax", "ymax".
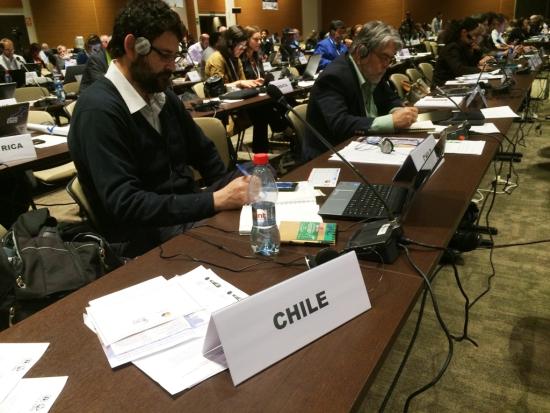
[
  {"xmin": 307, "ymin": 168, "xmax": 340, "ymax": 187},
  {"xmin": 444, "ymin": 140, "xmax": 486, "ymax": 155},
  {"xmin": 0, "ymin": 376, "xmax": 68, "ymax": 413},
  {"xmin": 328, "ymin": 140, "xmax": 414, "ymax": 165},
  {"xmin": 469, "ymin": 123, "xmax": 500, "ymax": 134},
  {"xmin": 480, "ymin": 106, "xmax": 519, "ymax": 119},
  {"xmin": 405, "ymin": 120, "xmax": 447, "ymax": 133},
  {"xmin": 414, "ymin": 96, "xmax": 464, "ymax": 109},
  {"xmin": 0, "ymin": 343, "xmax": 49, "ymax": 403},
  {"xmin": 26, "ymin": 123, "xmax": 70, "ymax": 136}
]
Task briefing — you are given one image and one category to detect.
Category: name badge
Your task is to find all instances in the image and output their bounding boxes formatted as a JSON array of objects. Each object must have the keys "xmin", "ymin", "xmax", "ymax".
[
  {"xmin": 0, "ymin": 133, "xmax": 37, "ymax": 163},
  {"xmin": 186, "ymin": 70, "xmax": 201, "ymax": 82},
  {"xmin": 269, "ymin": 78, "xmax": 293, "ymax": 94},
  {"xmin": 202, "ymin": 251, "xmax": 371, "ymax": 385}
]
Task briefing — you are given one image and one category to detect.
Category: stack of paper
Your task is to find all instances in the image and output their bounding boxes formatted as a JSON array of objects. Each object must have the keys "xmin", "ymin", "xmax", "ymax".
[
  {"xmin": 84, "ymin": 266, "xmax": 248, "ymax": 394},
  {"xmin": 239, "ymin": 182, "xmax": 321, "ymax": 235},
  {"xmin": 414, "ymin": 95, "xmax": 464, "ymax": 109},
  {"xmin": 0, "ymin": 343, "xmax": 68, "ymax": 412},
  {"xmin": 328, "ymin": 139, "xmax": 415, "ymax": 165}
]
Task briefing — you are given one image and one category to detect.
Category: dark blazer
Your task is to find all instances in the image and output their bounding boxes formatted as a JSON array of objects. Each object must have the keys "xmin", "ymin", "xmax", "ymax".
[
  {"xmin": 433, "ymin": 42, "xmax": 481, "ymax": 86},
  {"xmin": 303, "ymin": 54, "xmax": 402, "ymax": 161},
  {"xmin": 79, "ymin": 49, "xmax": 109, "ymax": 93}
]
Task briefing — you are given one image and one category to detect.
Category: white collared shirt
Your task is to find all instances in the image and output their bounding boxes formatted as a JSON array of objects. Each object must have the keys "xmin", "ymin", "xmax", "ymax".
[
  {"xmin": 0, "ymin": 54, "xmax": 24, "ymax": 71},
  {"xmin": 104, "ymin": 61, "xmax": 166, "ymax": 134}
]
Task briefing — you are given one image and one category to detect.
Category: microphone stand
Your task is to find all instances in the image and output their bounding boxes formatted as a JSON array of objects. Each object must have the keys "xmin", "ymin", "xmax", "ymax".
[{"xmin": 266, "ymin": 84, "xmax": 403, "ymax": 263}]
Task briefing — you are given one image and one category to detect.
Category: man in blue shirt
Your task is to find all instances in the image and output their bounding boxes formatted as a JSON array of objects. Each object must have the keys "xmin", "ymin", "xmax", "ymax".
[{"xmin": 314, "ymin": 20, "xmax": 348, "ymax": 69}]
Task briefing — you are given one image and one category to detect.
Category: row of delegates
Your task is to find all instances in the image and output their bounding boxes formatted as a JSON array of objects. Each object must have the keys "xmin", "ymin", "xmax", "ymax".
[
  {"xmin": 433, "ymin": 17, "xmax": 496, "ymax": 86},
  {"xmin": 68, "ymin": 0, "xmax": 250, "ymax": 258},
  {"xmin": 313, "ymin": 20, "xmax": 348, "ymax": 69},
  {"xmin": 303, "ymin": 21, "xmax": 418, "ymax": 161},
  {"xmin": 204, "ymin": 25, "xmax": 273, "ymax": 153}
]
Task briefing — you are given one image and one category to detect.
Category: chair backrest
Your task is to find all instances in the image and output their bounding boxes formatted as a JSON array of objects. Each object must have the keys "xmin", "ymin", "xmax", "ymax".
[
  {"xmin": 27, "ymin": 109, "xmax": 55, "ymax": 125},
  {"xmin": 193, "ymin": 117, "xmax": 232, "ymax": 169},
  {"xmin": 429, "ymin": 41, "xmax": 438, "ymax": 57},
  {"xmin": 63, "ymin": 81, "xmax": 80, "ymax": 95},
  {"xmin": 424, "ymin": 40, "xmax": 432, "ymax": 54},
  {"xmin": 14, "ymin": 86, "xmax": 49, "ymax": 102},
  {"xmin": 406, "ymin": 68, "xmax": 422, "ymax": 83},
  {"xmin": 192, "ymin": 82, "xmax": 205, "ymax": 99},
  {"xmin": 285, "ymin": 103, "xmax": 307, "ymax": 161},
  {"xmin": 66, "ymin": 176, "xmax": 101, "ymax": 230},
  {"xmin": 64, "ymin": 100, "xmax": 77, "ymax": 118},
  {"xmin": 418, "ymin": 62, "xmax": 434, "ymax": 83},
  {"xmin": 389, "ymin": 73, "xmax": 410, "ymax": 99}
]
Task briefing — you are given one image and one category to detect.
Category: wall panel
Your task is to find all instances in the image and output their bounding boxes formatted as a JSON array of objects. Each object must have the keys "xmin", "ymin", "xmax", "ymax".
[
  {"xmin": 0, "ymin": 0, "xmax": 22, "ymax": 8},
  {"xmin": 197, "ymin": 0, "xmax": 225, "ymax": 14},
  {"xmin": 235, "ymin": 0, "xmax": 302, "ymax": 35}
]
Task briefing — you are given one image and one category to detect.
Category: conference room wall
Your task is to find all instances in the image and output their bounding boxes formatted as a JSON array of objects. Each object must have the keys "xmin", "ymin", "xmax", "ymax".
[
  {"xmin": 197, "ymin": 0, "xmax": 225, "ymax": 14},
  {"xmin": 235, "ymin": 0, "xmax": 303, "ymax": 36},
  {"xmin": 321, "ymin": 0, "xmax": 515, "ymax": 33},
  {"xmin": 0, "ymin": 0, "xmax": 22, "ymax": 7},
  {"xmin": 29, "ymin": 0, "xmax": 126, "ymax": 49}
]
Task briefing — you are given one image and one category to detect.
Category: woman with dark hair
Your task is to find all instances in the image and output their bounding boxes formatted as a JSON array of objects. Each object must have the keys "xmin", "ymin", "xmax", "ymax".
[
  {"xmin": 433, "ymin": 18, "xmax": 494, "ymax": 85},
  {"xmin": 205, "ymin": 25, "xmax": 269, "ymax": 153},
  {"xmin": 25, "ymin": 42, "xmax": 45, "ymax": 67},
  {"xmin": 204, "ymin": 25, "xmax": 261, "ymax": 89}
]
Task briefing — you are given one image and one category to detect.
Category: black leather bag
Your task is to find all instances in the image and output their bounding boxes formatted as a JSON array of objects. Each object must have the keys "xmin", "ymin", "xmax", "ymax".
[
  {"xmin": 0, "ymin": 209, "xmax": 123, "ymax": 326},
  {"xmin": 203, "ymin": 75, "xmax": 226, "ymax": 98}
]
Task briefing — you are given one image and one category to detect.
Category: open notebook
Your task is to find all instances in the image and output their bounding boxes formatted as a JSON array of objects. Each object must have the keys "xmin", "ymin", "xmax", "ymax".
[{"xmin": 239, "ymin": 182, "xmax": 322, "ymax": 235}]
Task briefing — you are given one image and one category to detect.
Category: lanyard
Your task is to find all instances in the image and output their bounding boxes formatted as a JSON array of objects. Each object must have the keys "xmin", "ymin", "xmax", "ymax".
[{"xmin": 228, "ymin": 58, "xmax": 239, "ymax": 82}]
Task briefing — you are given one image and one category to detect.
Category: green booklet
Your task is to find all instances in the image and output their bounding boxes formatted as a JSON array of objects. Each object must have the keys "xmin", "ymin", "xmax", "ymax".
[{"xmin": 279, "ymin": 221, "xmax": 337, "ymax": 245}]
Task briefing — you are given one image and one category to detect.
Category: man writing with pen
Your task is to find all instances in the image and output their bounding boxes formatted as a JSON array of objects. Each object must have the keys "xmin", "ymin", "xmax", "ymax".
[{"xmin": 303, "ymin": 21, "xmax": 418, "ymax": 161}]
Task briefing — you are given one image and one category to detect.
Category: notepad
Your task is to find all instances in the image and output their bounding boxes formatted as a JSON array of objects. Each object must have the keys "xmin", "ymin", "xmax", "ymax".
[{"xmin": 279, "ymin": 221, "xmax": 336, "ymax": 245}]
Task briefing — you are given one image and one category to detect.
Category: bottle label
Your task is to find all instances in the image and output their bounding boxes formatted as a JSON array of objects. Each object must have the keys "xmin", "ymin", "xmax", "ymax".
[{"xmin": 252, "ymin": 202, "xmax": 276, "ymax": 226}]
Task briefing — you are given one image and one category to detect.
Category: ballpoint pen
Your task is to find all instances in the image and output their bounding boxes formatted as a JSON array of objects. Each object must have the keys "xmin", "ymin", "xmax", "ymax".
[{"xmin": 236, "ymin": 163, "xmax": 250, "ymax": 176}]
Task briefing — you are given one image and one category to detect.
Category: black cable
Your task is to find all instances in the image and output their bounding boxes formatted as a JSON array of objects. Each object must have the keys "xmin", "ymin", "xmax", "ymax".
[
  {"xmin": 448, "ymin": 255, "xmax": 478, "ymax": 347},
  {"xmin": 399, "ymin": 245, "xmax": 454, "ymax": 412}
]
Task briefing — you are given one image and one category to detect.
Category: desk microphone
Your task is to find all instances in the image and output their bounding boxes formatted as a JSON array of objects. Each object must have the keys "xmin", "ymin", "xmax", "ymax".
[
  {"xmin": 266, "ymin": 83, "xmax": 403, "ymax": 263},
  {"xmin": 16, "ymin": 57, "xmax": 50, "ymax": 100},
  {"xmin": 434, "ymin": 85, "xmax": 484, "ymax": 126}
]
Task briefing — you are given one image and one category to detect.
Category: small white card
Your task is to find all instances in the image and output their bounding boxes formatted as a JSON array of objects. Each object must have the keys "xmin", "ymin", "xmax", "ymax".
[
  {"xmin": 25, "ymin": 71, "xmax": 38, "ymax": 85},
  {"xmin": 203, "ymin": 251, "xmax": 371, "ymax": 385},
  {"xmin": 480, "ymin": 106, "xmax": 519, "ymax": 119},
  {"xmin": 269, "ymin": 78, "xmax": 294, "ymax": 94},
  {"xmin": 0, "ymin": 133, "xmax": 37, "ymax": 164},
  {"xmin": 187, "ymin": 70, "xmax": 201, "ymax": 82},
  {"xmin": 298, "ymin": 55, "xmax": 308, "ymax": 65},
  {"xmin": 307, "ymin": 168, "xmax": 340, "ymax": 187},
  {"xmin": 262, "ymin": 62, "xmax": 273, "ymax": 72}
]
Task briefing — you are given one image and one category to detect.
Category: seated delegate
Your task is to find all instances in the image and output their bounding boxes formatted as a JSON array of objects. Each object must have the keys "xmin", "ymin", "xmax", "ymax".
[
  {"xmin": 68, "ymin": 0, "xmax": 250, "ymax": 258},
  {"xmin": 313, "ymin": 20, "xmax": 348, "ymax": 69},
  {"xmin": 303, "ymin": 21, "xmax": 418, "ymax": 161}
]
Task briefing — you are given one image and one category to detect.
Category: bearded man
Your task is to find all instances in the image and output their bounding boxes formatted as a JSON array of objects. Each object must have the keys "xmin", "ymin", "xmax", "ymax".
[{"xmin": 68, "ymin": 0, "xmax": 249, "ymax": 257}]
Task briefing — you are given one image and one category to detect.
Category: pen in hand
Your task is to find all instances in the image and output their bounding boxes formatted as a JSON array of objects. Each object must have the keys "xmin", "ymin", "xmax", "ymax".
[{"xmin": 236, "ymin": 163, "xmax": 250, "ymax": 176}]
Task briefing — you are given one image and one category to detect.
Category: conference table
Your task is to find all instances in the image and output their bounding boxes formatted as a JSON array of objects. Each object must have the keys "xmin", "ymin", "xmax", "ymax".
[{"xmin": 0, "ymin": 72, "xmax": 535, "ymax": 412}]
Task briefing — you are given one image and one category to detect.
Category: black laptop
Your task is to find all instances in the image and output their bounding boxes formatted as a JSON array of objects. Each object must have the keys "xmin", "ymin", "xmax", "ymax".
[
  {"xmin": 64, "ymin": 64, "xmax": 86, "ymax": 83},
  {"xmin": 0, "ymin": 69, "xmax": 26, "ymax": 87},
  {"xmin": 0, "ymin": 102, "xmax": 30, "ymax": 137},
  {"xmin": 0, "ymin": 82, "xmax": 17, "ymax": 99},
  {"xmin": 299, "ymin": 54, "xmax": 321, "ymax": 80},
  {"xmin": 318, "ymin": 135, "xmax": 444, "ymax": 221}
]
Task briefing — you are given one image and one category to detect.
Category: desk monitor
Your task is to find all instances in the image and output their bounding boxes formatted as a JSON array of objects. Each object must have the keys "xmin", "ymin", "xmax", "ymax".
[
  {"xmin": 24, "ymin": 63, "xmax": 42, "ymax": 77},
  {"xmin": 0, "ymin": 82, "xmax": 17, "ymax": 99},
  {"xmin": 64, "ymin": 64, "xmax": 86, "ymax": 83},
  {"xmin": 0, "ymin": 69, "xmax": 26, "ymax": 87},
  {"xmin": 0, "ymin": 102, "xmax": 30, "ymax": 137},
  {"xmin": 302, "ymin": 54, "xmax": 321, "ymax": 80}
]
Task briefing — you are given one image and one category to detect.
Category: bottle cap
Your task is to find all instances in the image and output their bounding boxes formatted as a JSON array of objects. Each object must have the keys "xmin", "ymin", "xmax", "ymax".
[{"xmin": 253, "ymin": 153, "xmax": 269, "ymax": 165}]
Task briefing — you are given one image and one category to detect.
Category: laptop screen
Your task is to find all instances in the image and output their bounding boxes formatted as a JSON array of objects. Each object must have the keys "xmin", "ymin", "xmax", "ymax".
[
  {"xmin": 0, "ymin": 102, "xmax": 30, "ymax": 137},
  {"xmin": 0, "ymin": 82, "xmax": 17, "ymax": 100}
]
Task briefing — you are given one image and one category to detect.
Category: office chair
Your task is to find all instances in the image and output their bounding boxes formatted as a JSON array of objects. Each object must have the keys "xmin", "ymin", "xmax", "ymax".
[
  {"xmin": 192, "ymin": 82, "xmax": 206, "ymax": 99},
  {"xmin": 424, "ymin": 40, "xmax": 432, "ymax": 54},
  {"xmin": 285, "ymin": 103, "xmax": 307, "ymax": 163},
  {"xmin": 418, "ymin": 62, "xmax": 434, "ymax": 83},
  {"xmin": 429, "ymin": 42, "xmax": 438, "ymax": 58},
  {"xmin": 406, "ymin": 68, "xmax": 423, "ymax": 82},
  {"xmin": 14, "ymin": 86, "xmax": 49, "ymax": 102},
  {"xmin": 389, "ymin": 73, "xmax": 410, "ymax": 99},
  {"xmin": 66, "ymin": 176, "xmax": 101, "ymax": 230},
  {"xmin": 193, "ymin": 117, "xmax": 234, "ymax": 170},
  {"xmin": 63, "ymin": 81, "xmax": 80, "ymax": 95},
  {"xmin": 64, "ymin": 100, "xmax": 77, "ymax": 118}
]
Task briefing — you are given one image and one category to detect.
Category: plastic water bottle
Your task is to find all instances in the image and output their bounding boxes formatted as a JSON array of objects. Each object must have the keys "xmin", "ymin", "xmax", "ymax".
[
  {"xmin": 249, "ymin": 153, "xmax": 280, "ymax": 256},
  {"xmin": 53, "ymin": 73, "xmax": 65, "ymax": 102},
  {"xmin": 4, "ymin": 70, "xmax": 12, "ymax": 83}
]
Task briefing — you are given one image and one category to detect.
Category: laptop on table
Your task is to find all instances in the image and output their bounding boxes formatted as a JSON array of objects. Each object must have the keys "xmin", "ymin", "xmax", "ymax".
[
  {"xmin": 319, "ymin": 135, "xmax": 444, "ymax": 221},
  {"xmin": 0, "ymin": 102, "xmax": 30, "ymax": 137},
  {"xmin": 0, "ymin": 82, "xmax": 17, "ymax": 99}
]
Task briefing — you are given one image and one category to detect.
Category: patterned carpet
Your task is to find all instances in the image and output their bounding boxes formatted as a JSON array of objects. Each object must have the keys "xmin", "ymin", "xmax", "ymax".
[{"xmin": 359, "ymin": 87, "xmax": 550, "ymax": 412}]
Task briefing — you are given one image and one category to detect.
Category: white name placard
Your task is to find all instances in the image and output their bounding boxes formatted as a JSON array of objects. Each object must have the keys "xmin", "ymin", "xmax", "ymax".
[
  {"xmin": 298, "ymin": 54, "xmax": 308, "ymax": 65},
  {"xmin": 0, "ymin": 133, "xmax": 37, "ymax": 163},
  {"xmin": 269, "ymin": 78, "xmax": 294, "ymax": 95},
  {"xmin": 25, "ymin": 71, "xmax": 38, "ymax": 85},
  {"xmin": 262, "ymin": 62, "xmax": 273, "ymax": 72},
  {"xmin": 186, "ymin": 70, "xmax": 202, "ymax": 82},
  {"xmin": 202, "ymin": 251, "xmax": 371, "ymax": 385}
]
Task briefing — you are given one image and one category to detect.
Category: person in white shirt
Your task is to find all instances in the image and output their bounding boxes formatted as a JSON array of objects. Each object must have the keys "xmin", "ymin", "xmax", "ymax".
[
  {"xmin": 491, "ymin": 14, "xmax": 509, "ymax": 50},
  {"xmin": 186, "ymin": 33, "xmax": 209, "ymax": 66},
  {"xmin": 431, "ymin": 12, "xmax": 443, "ymax": 35},
  {"xmin": 0, "ymin": 39, "xmax": 25, "ymax": 70}
]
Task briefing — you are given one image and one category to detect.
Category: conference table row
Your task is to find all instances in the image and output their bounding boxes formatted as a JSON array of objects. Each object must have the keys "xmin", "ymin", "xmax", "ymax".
[{"xmin": 0, "ymin": 73, "xmax": 535, "ymax": 412}]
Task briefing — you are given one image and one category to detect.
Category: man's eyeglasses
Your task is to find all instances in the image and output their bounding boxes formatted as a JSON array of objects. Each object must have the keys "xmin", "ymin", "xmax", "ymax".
[
  {"xmin": 150, "ymin": 44, "xmax": 185, "ymax": 63},
  {"xmin": 374, "ymin": 50, "xmax": 394, "ymax": 66}
]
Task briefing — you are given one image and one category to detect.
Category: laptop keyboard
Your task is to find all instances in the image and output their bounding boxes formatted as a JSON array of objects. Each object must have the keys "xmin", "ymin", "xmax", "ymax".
[{"xmin": 342, "ymin": 184, "xmax": 393, "ymax": 218}]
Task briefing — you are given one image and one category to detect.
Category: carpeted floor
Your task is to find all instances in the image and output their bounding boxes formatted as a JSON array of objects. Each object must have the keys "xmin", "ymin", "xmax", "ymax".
[{"xmin": 359, "ymin": 87, "xmax": 550, "ymax": 412}]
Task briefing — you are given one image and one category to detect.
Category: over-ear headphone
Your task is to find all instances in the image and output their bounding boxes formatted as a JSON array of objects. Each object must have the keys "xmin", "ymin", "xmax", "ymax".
[
  {"xmin": 306, "ymin": 248, "xmax": 340, "ymax": 269},
  {"xmin": 135, "ymin": 36, "xmax": 151, "ymax": 55},
  {"xmin": 358, "ymin": 44, "xmax": 369, "ymax": 58},
  {"xmin": 363, "ymin": 136, "xmax": 394, "ymax": 154}
]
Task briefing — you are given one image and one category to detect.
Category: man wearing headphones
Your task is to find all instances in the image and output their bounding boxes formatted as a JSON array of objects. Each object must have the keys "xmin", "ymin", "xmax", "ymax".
[
  {"xmin": 314, "ymin": 20, "xmax": 348, "ymax": 69},
  {"xmin": 303, "ymin": 21, "xmax": 418, "ymax": 161},
  {"xmin": 68, "ymin": 0, "xmax": 250, "ymax": 257}
]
